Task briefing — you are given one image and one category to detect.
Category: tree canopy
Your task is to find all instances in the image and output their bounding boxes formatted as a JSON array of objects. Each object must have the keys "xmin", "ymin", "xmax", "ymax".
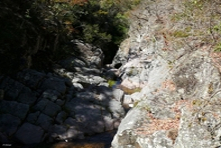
[{"xmin": 0, "ymin": 0, "xmax": 140, "ymax": 74}]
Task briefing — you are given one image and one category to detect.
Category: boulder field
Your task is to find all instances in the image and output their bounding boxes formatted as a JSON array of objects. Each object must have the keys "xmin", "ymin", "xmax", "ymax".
[
  {"xmin": 0, "ymin": 40, "xmax": 125, "ymax": 146},
  {"xmin": 2, "ymin": 0, "xmax": 221, "ymax": 148}
]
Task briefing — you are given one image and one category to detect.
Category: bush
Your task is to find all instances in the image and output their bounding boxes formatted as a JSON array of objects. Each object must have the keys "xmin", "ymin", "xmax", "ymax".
[{"xmin": 0, "ymin": 0, "xmax": 140, "ymax": 74}]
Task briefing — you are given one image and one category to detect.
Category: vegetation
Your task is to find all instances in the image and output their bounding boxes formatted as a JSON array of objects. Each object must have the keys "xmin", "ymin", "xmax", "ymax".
[
  {"xmin": 169, "ymin": 0, "xmax": 221, "ymax": 51},
  {"xmin": 0, "ymin": 0, "xmax": 140, "ymax": 74}
]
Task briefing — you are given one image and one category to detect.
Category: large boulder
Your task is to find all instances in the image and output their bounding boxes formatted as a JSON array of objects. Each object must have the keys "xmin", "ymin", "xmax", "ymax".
[
  {"xmin": 111, "ymin": 0, "xmax": 221, "ymax": 147},
  {"xmin": 15, "ymin": 123, "xmax": 45, "ymax": 145}
]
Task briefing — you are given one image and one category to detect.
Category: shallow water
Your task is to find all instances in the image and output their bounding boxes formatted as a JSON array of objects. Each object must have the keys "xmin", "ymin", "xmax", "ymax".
[
  {"xmin": 10, "ymin": 131, "xmax": 115, "ymax": 148},
  {"xmin": 31, "ymin": 130, "xmax": 116, "ymax": 148}
]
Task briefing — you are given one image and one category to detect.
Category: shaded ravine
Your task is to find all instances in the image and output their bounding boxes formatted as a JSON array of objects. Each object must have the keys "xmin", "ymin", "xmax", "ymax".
[{"xmin": 0, "ymin": 39, "xmax": 128, "ymax": 148}]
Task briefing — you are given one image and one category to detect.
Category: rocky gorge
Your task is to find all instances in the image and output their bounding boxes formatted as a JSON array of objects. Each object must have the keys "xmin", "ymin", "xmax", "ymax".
[
  {"xmin": 2, "ymin": 0, "xmax": 221, "ymax": 148},
  {"xmin": 0, "ymin": 40, "xmax": 125, "ymax": 147}
]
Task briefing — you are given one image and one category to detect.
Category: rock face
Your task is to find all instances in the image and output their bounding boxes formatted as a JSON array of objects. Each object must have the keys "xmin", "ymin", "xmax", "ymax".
[
  {"xmin": 2, "ymin": 1, "xmax": 221, "ymax": 147},
  {"xmin": 111, "ymin": 0, "xmax": 221, "ymax": 148},
  {"xmin": 0, "ymin": 41, "xmax": 125, "ymax": 145}
]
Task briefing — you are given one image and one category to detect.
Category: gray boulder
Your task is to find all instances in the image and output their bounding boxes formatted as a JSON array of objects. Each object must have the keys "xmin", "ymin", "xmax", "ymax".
[{"xmin": 112, "ymin": 89, "xmax": 124, "ymax": 102}]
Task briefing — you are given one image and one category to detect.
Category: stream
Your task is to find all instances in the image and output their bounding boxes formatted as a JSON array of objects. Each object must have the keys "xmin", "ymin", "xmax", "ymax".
[{"xmin": 11, "ymin": 130, "xmax": 116, "ymax": 148}]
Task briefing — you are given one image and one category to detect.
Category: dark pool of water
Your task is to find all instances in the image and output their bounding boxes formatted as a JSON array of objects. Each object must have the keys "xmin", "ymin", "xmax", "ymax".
[{"xmin": 10, "ymin": 130, "xmax": 116, "ymax": 148}]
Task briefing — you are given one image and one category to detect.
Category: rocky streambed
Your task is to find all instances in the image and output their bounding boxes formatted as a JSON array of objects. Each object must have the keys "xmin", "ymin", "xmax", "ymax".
[
  {"xmin": 0, "ymin": 40, "xmax": 127, "ymax": 147},
  {"xmin": 3, "ymin": 0, "xmax": 221, "ymax": 148}
]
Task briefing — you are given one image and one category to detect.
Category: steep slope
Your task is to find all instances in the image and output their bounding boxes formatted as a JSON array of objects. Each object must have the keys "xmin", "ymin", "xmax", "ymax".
[{"xmin": 112, "ymin": 0, "xmax": 221, "ymax": 147}]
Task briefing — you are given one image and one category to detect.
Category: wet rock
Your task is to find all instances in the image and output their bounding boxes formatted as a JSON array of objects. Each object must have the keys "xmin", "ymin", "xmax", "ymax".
[
  {"xmin": 49, "ymin": 124, "xmax": 68, "ymax": 141},
  {"xmin": 17, "ymin": 69, "xmax": 46, "ymax": 89},
  {"xmin": 41, "ymin": 89, "xmax": 61, "ymax": 102},
  {"xmin": 0, "ymin": 77, "xmax": 10, "ymax": 89},
  {"xmin": 0, "ymin": 77, "xmax": 26, "ymax": 100},
  {"xmin": 66, "ymin": 127, "xmax": 85, "ymax": 140},
  {"xmin": 15, "ymin": 122, "xmax": 45, "ymax": 144},
  {"xmin": 0, "ymin": 100, "xmax": 17, "ymax": 114},
  {"xmin": 36, "ymin": 113, "xmax": 54, "ymax": 130},
  {"xmin": 4, "ymin": 81, "xmax": 25, "ymax": 100},
  {"xmin": 64, "ymin": 117, "xmax": 78, "ymax": 126},
  {"xmin": 40, "ymin": 77, "xmax": 66, "ymax": 94},
  {"xmin": 55, "ymin": 99, "xmax": 65, "ymax": 106},
  {"xmin": 43, "ymin": 101, "xmax": 61, "ymax": 117},
  {"xmin": 55, "ymin": 111, "xmax": 67, "ymax": 124},
  {"xmin": 17, "ymin": 87, "xmax": 38, "ymax": 105},
  {"xmin": 64, "ymin": 99, "xmax": 78, "ymax": 113},
  {"xmin": 0, "ymin": 132, "xmax": 8, "ymax": 143},
  {"xmin": 0, "ymin": 100, "xmax": 29, "ymax": 119},
  {"xmin": 0, "ymin": 114, "xmax": 21, "ymax": 136},
  {"xmin": 26, "ymin": 111, "xmax": 41, "ymax": 124},
  {"xmin": 63, "ymin": 117, "xmax": 86, "ymax": 139},
  {"xmin": 32, "ymin": 99, "xmax": 49, "ymax": 112},
  {"xmin": 96, "ymin": 85, "xmax": 113, "ymax": 98},
  {"xmin": 12, "ymin": 102, "xmax": 29, "ymax": 119}
]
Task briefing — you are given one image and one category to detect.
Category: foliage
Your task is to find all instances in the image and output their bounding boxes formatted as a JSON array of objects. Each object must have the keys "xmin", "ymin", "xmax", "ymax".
[
  {"xmin": 0, "ymin": 0, "xmax": 141, "ymax": 74},
  {"xmin": 169, "ymin": 0, "xmax": 221, "ymax": 52},
  {"xmin": 214, "ymin": 43, "xmax": 221, "ymax": 52},
  {"xmin": 172, "ymin": 30, "xmax": 190, "ymax": 38},
  {"xmin": 108, "ymin": 79, "xmax": 117, "ymax": 87}
]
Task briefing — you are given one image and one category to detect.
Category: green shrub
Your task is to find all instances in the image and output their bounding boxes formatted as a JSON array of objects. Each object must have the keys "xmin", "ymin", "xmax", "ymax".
[
  {"xmin": 0, "ymin": 0, "xmax": 141, "ymax": 74},
  {"xmin": 108, "ymin": 80, "xmax": 116, "ymax": 87}
]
